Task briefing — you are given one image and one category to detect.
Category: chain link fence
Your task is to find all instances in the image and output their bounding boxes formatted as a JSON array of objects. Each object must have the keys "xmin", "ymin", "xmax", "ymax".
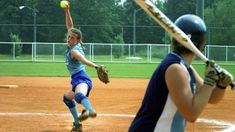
[{"xmin": 0, "ymin": 42, "xmax": 235, "ymax": 64}]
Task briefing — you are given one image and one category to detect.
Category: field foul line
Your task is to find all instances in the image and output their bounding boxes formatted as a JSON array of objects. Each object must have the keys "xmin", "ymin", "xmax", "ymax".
[{"xmin": 0, "ymin": 112, "xmax": 234, "ymax": 132}]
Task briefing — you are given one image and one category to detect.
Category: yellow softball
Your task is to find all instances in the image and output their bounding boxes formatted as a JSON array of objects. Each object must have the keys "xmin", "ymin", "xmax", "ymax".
[{"xmin": 60, "ymin": 0, "xmax": 68, "ymax": 8}]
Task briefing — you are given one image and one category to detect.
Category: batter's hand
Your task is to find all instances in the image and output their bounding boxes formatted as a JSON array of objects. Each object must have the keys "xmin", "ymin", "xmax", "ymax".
[
  {"xmin": 204, "ymin": 60, "xmax": 220, "ymax": 88},
  {"xmin": 217, "ymin": 68, "xmax": 234, "ymax": 89}
]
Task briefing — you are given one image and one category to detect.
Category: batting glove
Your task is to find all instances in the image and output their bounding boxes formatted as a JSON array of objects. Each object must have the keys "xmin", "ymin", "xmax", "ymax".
[
  {"xmin": 204, "ymin": 60, "xmax": 220, "ymax": 88},
  {"xmin": 217, "ymin": 68, "xmax": 234, "ymax": 89}
]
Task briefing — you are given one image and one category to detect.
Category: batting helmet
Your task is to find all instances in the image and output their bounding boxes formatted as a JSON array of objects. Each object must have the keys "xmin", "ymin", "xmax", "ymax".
[{"xmin": 172, "ymin": 14, "xmax": 207, "ymax": 54}]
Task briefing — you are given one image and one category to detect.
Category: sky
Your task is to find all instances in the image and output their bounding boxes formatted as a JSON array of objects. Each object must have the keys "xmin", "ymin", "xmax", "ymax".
[{"xmin": 120, "ymin": 0, "xmax": 126, "ymax": 5}]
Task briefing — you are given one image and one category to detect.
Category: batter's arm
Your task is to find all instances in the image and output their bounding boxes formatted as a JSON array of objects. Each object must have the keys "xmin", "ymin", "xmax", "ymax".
[
  {"xmin": 190, "ymin": 66, "xmax": 225, "ymax": 104},
  {"xmin": 166, "ymin": 64, "xmax": 214, "ymax": 122}
]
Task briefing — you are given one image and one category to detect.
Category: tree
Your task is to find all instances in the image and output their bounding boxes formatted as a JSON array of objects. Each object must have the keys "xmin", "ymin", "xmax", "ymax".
[
  {"xmin": 0, "ymin": 0, "xmax": 25, "ymax": 42},
  {"xmin": 122, "ymin": 0, "xmax": 166, "ymax": 44},
  {"xmin": 113, "ymin": 34, "xmax": 125, "ymax": 58},
  {"xmin": 70, "ymin": 0, "xmax": 124, "ymax": 43},
  {"xmin": 165, "ymin": 0, "xmax": 196, "ymax": 21},
  {"xmin": 9, "ymin": 33, "xmax": 22, "ymax": 57},
  {"xmin": 205, "ymin": 0, "xmax": 217, "ymax": 8},
  {"xmin": 205, "ymin": 0, "xmax": 235, "ymax": 45},
  {"xmin": 0, "ymin": 0, "xmax": 124, "ymax": 43}
]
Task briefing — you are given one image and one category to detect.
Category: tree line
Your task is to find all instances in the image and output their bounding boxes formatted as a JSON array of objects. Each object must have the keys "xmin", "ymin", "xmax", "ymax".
[{"xmin": 0, "ymin": 0, "xmax": 235, "ymax": 46}]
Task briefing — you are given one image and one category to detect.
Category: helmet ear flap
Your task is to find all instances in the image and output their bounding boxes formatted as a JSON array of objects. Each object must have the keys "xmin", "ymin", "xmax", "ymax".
[{"xmin": 191, "ymin": 34, "xmax": 206, "ymax": 51}]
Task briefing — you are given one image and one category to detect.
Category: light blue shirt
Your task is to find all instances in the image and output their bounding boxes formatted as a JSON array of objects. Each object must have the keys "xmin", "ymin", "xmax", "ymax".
[{"xmin": 65, "ymin": 43, "xmax": 85, "ymax": 75}]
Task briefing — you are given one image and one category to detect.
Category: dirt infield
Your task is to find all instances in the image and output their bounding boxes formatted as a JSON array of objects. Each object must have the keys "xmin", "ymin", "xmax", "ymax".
[{"xmin": 0, "ymin": 76, "xmax": 234, "ymax": 132}]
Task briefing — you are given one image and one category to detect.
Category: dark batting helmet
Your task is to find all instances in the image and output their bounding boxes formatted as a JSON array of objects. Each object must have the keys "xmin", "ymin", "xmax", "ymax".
[{"xmin": 172, "ymin": 14, "xmax": 207, "ymax": 54}]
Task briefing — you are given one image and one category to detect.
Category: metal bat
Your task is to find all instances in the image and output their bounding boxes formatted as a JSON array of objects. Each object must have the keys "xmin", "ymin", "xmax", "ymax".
[{"xmin": 134, "ymin": 0, "xmax": 235, "ymax": 90}]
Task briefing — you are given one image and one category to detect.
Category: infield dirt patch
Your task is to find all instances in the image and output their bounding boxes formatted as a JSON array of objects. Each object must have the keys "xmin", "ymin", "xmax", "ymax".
[{"xmin": 0, "ymin": 76, "xmax": 234, "ymax": 132}]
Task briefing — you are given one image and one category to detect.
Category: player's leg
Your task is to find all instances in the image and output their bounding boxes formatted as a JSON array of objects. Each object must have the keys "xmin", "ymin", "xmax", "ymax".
[
  {"xmin": 74, "ymin": 83, "xmax": 97, "ymax": 121},
  {"xmin": 63, "ymin": 91, "xmax": 82, "ymax": 131}
]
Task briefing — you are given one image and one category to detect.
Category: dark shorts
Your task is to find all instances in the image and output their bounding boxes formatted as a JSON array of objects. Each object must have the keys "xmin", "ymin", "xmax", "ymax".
[{"xmin": 71, "ymin": 70, "xmax": 92, "ymax": 96}]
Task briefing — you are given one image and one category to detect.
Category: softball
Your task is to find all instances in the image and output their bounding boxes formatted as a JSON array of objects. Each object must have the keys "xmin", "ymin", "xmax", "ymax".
[{"xmin": 60, "ymin": 0, "xmax": 68, "ymax": 8}]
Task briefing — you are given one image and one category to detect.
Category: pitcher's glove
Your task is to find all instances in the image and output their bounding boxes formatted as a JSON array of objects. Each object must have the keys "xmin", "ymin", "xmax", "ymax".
[{"xmin": 95, "ymin": 65, "xmax": 110, "ymax": 84}]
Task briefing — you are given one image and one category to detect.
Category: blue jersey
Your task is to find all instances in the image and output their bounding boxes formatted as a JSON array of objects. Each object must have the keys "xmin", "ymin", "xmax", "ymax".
[
  {"xmin": 65, "ymin": 43, "xmax": 85, "ymax": 75},
  {"xmin": 129, "ymin": 53, "xmax": 196, "ymax": 132}
]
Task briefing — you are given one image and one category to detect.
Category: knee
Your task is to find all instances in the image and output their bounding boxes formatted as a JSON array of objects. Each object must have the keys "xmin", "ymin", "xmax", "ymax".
[
  {"xmin": 74, "ymin": 92, "xmax": 86, "ymax": 104},
  {"xmin": 63, "ymin": 94, "xmax": 76, "ymax": 108}
]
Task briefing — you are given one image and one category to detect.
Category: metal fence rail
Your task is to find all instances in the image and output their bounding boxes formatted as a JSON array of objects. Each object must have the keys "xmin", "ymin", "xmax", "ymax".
[{"xmin": 0, "ymin": 42, "xmax": 235, "ymax": 64}]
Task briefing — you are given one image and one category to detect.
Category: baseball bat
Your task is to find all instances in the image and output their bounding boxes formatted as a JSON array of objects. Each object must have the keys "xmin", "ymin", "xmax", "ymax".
[{"xmin": 134, "ymin": 0, "xmax": 235, "ymax": 90}]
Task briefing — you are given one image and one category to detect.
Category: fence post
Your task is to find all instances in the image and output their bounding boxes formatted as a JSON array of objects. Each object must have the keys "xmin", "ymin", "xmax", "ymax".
[
  {"xmin": 207, "ymin": 45, "xmax": 210, "ymax": 60},
  {"xmin": 89, "ymin": 43, "xmax": 92, "ymax": 61},
  {"xmin": 13, "ymin": 42, "xmax": 15, "ymax": 61},
  {"xmin": 92, "ymin": 43, "xmax": 94, "ymax": 62},
  {"xmin": 147, "ymin": 44, "xmax": 149, "ymax": 63},
  {"xmin": 34, "ymin": 42, "xmax": 37, "ymax": 61},
  {"xmin": 53, "ymin": 43, "xmax": 55, "ymax": 61},
  {"xmin": 128, "ymin": 44, "xmax": 131, "ymax": 62},
  {"xmin": 31, "ymin": 42, "xmax": 34, "ymax": 61},
  {"xmin": 225, "ymin": 45, "xmax": 228, "ymax": 63},
  {"xmin": 149, "ymin": 44, "xmax": 152, "ymax": 63},
  {"xmin": 111, "ymin": 44, "xmax": 113, "ymax": 62},
  {"xmin": 168, "ymin": 44, "xmax": 171, "ymax": 53}
]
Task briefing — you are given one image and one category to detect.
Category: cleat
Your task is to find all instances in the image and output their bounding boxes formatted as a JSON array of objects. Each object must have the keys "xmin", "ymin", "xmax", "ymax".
[
  {"xmin": 89, "ymin": 109, "xmax": 97, "ymax": 118},
  {"xmin": 79, "ymin": 109, "xmax": 97, "ymax": 122},
  {"xmin": 79, "ymin": 109, "xmax": 89, "ymax": 121},
  {"xmin": 71, "ymin": 122, "xmax": 82, "ymax": 132}
]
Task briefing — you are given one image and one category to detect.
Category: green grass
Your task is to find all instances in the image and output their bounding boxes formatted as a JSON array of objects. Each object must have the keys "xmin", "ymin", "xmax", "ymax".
[
  {"xmin": 0, "ymin": 62, "xmax": 157, "ymax": 78},
  {"xmin": 0, "ymin": 54, "xmax": 164, "ymax": 63},
  {"xmin": 0, "ymin": 62, "xmax": 68, "ymax": 76},
  {"xmin": 0, "ymin": 61, "xmax": 234, "ymax": 78}
]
